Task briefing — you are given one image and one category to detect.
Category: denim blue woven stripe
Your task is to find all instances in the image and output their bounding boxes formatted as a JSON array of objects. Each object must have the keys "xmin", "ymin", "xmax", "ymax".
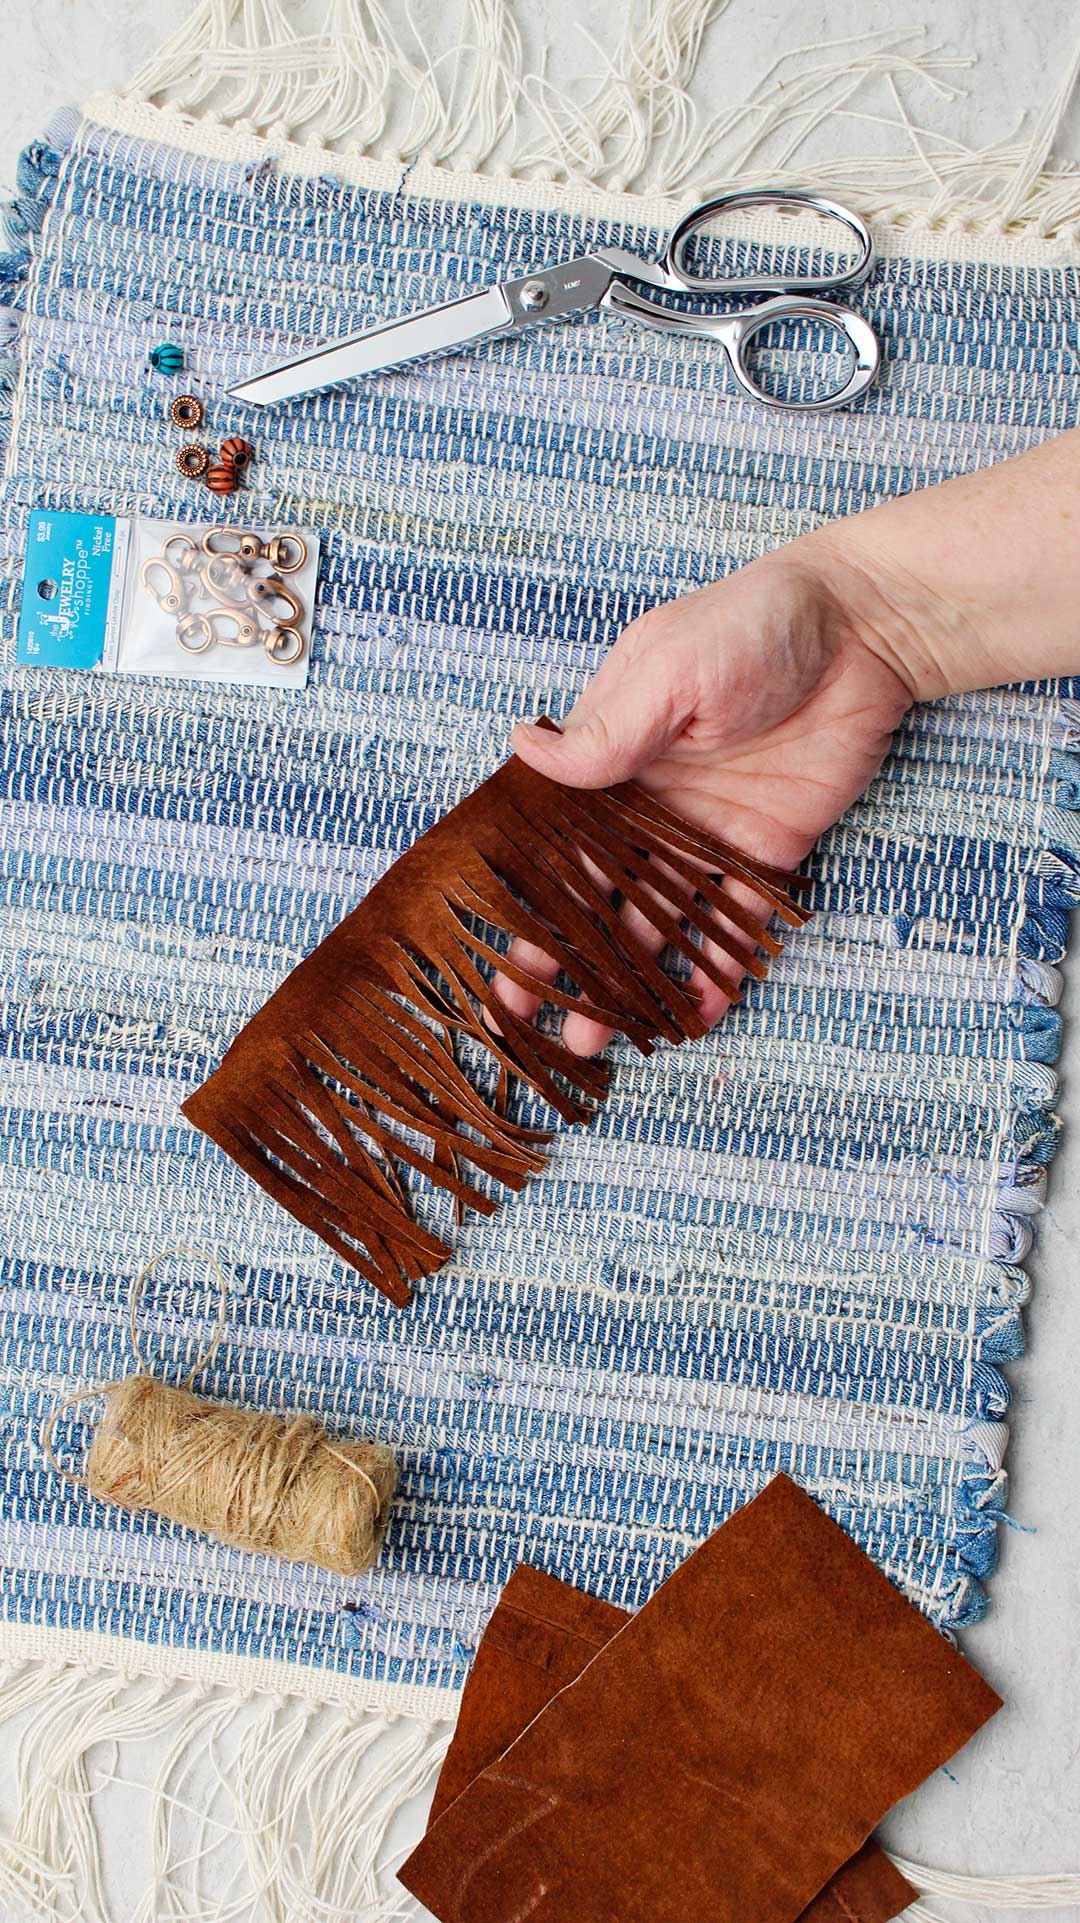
[{"xmin": 1, "ymin": 117, "xmax": 1078, "ymax": 1697}]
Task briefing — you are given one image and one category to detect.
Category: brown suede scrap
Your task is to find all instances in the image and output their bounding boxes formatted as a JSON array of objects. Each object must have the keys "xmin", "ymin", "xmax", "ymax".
[
  {"xmin": 427, "ymin": 1562, "xmax": 915, "ymax": 1923},
  {"xmin": 402, "ymin": 1475, "xmax": 1000, "ymax": 1923}
]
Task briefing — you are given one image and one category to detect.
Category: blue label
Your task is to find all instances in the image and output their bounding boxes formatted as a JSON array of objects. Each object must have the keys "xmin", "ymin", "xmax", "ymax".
[{"xmin": 16, "ymin": 511, "xmax": 120, "ymax": 669}]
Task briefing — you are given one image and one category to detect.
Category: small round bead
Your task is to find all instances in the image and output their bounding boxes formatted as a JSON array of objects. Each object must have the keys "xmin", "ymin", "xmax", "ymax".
[
  {"xmin": 149, "ymin": 342, "xmax": 185, "ymax": 374},
  {"xmin": 170, "ymin": 393, "xmax": 204, "ymax": 430},
  {"xmin": 205, "ymin": 461, "xmax": 239, "ymax": 494},
  {"xmin": 176, "ymin": 443, "xmax": 210, "ymax": 479},
  {"xmin": 220, "ymin": 435, "xmax": 253, "ymax": 469}
]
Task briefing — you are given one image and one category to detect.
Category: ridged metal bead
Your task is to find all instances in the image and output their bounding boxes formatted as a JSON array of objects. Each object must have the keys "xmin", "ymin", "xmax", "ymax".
[
  {"xmin": 170, "ymin": 393, "xmax": 204, "ymax": 430},
  {"xmin": 176, "ymin": 443, "xmax": 210, "ymax": 479}
]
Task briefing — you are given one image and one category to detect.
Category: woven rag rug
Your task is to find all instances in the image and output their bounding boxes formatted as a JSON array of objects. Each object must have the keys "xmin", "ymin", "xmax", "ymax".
[{"xmin": 1, "ymin": 8, "xmax": 1079, "ymax": 1918}]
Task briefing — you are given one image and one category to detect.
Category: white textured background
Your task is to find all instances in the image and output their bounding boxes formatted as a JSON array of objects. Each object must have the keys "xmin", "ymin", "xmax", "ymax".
[{"xmin": 2, "ymin": 4, "xmax": 1079, "ymax": 1920}]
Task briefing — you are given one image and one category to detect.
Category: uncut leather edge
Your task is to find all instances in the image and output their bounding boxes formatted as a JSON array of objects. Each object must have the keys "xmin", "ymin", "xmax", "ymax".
[
  {"xmin": 399, "ymin": 1475, "xmax": 1000, "ymax": 1923},
  {"xmin": 425, "ymin": 1563, "xmax": 917, "ymax": 1923},
  {"xmin": 182, "ymin": 727, "xmax": 810, "ymax": 1304}
]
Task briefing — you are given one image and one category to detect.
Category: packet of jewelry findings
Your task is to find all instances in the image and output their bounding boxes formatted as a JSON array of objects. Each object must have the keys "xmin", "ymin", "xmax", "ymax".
[{"xmin": 16, "ymin": 510, "xmax": 319, "ymax": 690}]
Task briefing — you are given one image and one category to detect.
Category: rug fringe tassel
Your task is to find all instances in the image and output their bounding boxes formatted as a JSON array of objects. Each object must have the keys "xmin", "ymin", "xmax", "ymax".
[
  {"xmin": 127, "ymin": 0, "xmax": 524, "ymax": 168},
  {"xmin": 894, "ymin": 1855, "xmax": 1080, "ymax": 1915},
  {"xmin": 120, "ymin": 1, "xmax": 1080, "ymax": 236},
  {"xmin": 0, "ymin": 1661, "xmax": 450, "ymax": 1923},
  {"xmin": 3, "ymin": 1660, "xmax": 1077, "ymax": 1921}
]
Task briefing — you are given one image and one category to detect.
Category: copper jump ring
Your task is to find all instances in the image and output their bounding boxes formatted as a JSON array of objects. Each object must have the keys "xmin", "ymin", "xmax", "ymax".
[
  {"xmin": 264, "ymin": 624, "xmax": 306, "ymax": 667},
  {"xmin": 261, "ymin": 533, "xmax": 307, "ymax": 574}
]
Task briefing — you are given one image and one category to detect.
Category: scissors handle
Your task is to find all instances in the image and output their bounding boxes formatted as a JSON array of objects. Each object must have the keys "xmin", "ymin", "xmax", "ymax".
[
  {"xmin": 604, "ymin": 282, "xmax": 880, "ymax": 413},
  {"xmin": 664, "ymin": 190, "xmax": 876, "ymax": 297}
]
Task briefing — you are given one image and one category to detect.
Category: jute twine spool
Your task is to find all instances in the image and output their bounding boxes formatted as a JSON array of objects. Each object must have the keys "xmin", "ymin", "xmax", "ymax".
[{"xmin": 43, "ymin": 1248, "xmax": 398, "ymax": 1577}]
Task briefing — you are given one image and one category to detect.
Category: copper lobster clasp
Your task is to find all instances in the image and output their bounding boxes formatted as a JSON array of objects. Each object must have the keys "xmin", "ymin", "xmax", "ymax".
[
  {"xmin": 146, "ymin": 528, "xmax": 308, "ymax": 670},
  {"xmin": 162, "ymin": 533, "xmax": 206, "ymax": 576},
  {"xmin": 202, "ymin": 552, "xmax": 252, "ymax": 603},
  {"xmin": 140, "ymin": 557, "xmax": 188, "ymax": 616},
  {"xmin": 177, "ymin": 606, "xmax": 261, "ymax": 654},
  {"xmin": 200, "ymin": 527, "xmax": 307, "ymax": 574},
  {"xmin": 200, "ymin": 526, "xmax": 263, "ymax": 562},
  {"xmin": 247, "ymin": 574, "xmax": 305, "ymax": 625}
]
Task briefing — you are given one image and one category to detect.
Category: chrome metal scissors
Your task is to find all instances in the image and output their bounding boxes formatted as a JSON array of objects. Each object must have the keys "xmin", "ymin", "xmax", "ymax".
[{"xmin": 231, "ymin": 189, "xmax": 880, "ymax": 414}]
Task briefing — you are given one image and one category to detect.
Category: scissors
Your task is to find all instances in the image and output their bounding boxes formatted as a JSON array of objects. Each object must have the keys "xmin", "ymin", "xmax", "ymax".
[{"xmin": 230, "ymin": 189, "xmax": 880, "ymax": 414}]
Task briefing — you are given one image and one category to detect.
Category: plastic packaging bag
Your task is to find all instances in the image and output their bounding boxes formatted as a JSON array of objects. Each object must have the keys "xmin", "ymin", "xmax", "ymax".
[{"xmin": 16, "ymin": 509, "xmax": 319, "ymax": 690}]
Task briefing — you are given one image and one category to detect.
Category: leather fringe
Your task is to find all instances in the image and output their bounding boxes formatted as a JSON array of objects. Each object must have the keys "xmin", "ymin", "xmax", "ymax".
[{"xmin": 183, "ymin": 737, "xmax": 810, "ymax": 1304}]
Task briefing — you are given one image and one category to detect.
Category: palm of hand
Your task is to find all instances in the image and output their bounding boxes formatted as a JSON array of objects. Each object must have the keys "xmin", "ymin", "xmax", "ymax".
[
  {"xmin": 499, "ymin": 556, "xmax": 915, "ymax": 1055},
  {"xmin": 640, "ymin": 623, "xmax": 913, "ymax": 870}
]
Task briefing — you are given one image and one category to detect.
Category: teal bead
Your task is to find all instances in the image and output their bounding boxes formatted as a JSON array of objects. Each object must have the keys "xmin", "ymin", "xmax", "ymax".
[{"xmin": 149, "ymin": 342, "xmax": 184, "ymax": 374}]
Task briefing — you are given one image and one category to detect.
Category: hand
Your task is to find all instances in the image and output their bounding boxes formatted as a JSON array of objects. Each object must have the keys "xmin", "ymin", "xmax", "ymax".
[
  {"xmin": 493, "ymin": 427, "xmax": 1080, "ymax": 1057},
  {"xmin": 495, "ymin": 544, "xmax": 917, "ymax": 1056}
]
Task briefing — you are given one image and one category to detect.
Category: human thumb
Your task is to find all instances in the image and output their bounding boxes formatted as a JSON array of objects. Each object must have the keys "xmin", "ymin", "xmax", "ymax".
[{"xmin": 512, "ymin": 679, "xmax": 681, "ymax": 789}]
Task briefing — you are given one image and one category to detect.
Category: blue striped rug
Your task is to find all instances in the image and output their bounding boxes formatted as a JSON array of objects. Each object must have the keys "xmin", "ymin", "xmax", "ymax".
[{"xmin": 1, "ymin": 104, "xmax": 1078, "ymax": 1711}]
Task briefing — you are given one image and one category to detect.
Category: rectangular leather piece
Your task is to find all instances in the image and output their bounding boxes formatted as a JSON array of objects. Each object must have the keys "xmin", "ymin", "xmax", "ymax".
[
  {"xmin": 400, "ymin": 1475, "xmax": 1000, "ymax": 1923},
  {"xmin": 426, "ymin": 1563, "xmax": 917, "ymax": 1923}
]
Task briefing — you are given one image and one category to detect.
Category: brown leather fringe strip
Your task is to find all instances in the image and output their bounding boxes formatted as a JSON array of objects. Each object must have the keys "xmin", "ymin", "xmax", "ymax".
[{"xmin": 182, "ymin": 727, "xmax": 811, "ymax": 1305}]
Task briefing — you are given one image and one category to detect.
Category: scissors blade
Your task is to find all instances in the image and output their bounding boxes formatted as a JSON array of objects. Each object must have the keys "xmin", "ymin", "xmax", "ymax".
[
  {"xmin": 229, "ymin": 285, "xmax": 516, "ymax": 405},
  {"xmin": 229, "ymin": 255, "xmax": 617, "ymax": 406}
]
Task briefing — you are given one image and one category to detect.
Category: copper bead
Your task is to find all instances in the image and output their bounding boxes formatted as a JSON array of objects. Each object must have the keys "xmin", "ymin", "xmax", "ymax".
[
  {"xmin": 220, "ymin": 435, "xmax": 254, "ymax": 469},
  {"xmin": 170, "ymin": 393, "xmax": 204, "ymax": 430},
  {"xmin": 176, "ymin": 443, "xmax": 210, "ymax": 479},
  {"xmin": 206, "ymin": 462, "xmax": 240, "ymax": 494}
]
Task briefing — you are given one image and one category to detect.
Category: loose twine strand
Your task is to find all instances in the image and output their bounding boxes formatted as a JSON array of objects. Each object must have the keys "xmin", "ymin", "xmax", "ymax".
[{"xmin": 42, "ymin": 1247, "xmax": 397, "ymax": 1578}]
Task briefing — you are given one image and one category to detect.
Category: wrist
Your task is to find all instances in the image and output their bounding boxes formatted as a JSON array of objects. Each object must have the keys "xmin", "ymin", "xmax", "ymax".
[
  {"xmin": 791, "ymin": 431, "xmax": 1080, "ymax": 701},
  {"xmin": 797, "ymin": 522, "xmax": 976, "ymax": 704}
]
